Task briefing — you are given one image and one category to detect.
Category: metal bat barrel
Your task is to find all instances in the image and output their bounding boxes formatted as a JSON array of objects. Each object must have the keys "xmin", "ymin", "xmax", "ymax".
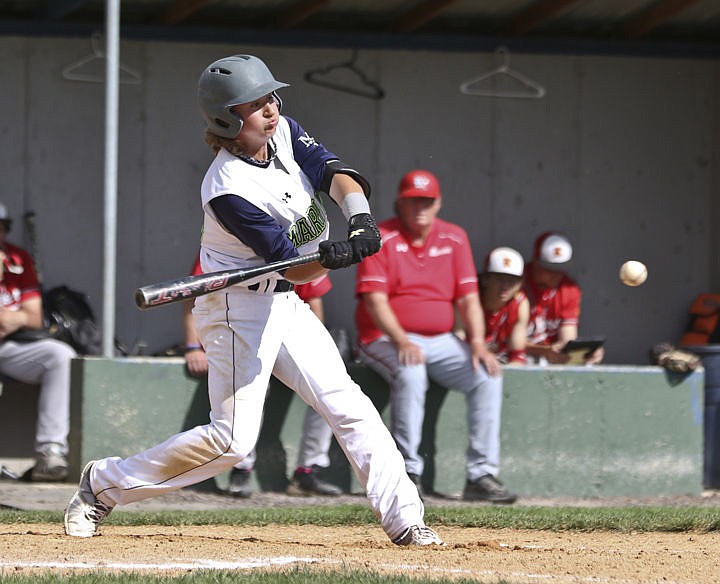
[{"xmin": 135, "ymin": 252, "xmax": 321, "ymax": 310}]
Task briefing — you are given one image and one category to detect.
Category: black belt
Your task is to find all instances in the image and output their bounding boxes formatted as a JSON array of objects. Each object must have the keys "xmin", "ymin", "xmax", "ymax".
[{"xmin": 248, "ymin": 280, "xmax": 294, "ymax": 293}]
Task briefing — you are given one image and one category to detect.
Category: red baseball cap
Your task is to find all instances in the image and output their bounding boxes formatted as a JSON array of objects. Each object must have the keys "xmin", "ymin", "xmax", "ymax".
[{"xmin": 397, "ymin": 169, "xmax": 441, "ymax": 199}]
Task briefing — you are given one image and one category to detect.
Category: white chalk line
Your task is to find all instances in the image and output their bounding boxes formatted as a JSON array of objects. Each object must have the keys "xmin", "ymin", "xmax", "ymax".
[
  {"xmin": 0, "ymin": 557, "xmax": 322, "ymax": 571},
  {"xmin": 0, "ymin": 557, "xmax": 681, "ymax": 584}
]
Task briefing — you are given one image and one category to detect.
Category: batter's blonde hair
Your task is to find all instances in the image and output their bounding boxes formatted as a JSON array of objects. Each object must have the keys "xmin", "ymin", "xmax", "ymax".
[{"xmin": 204, "ymin": 131, "xmax": 246, "ymax": 157}]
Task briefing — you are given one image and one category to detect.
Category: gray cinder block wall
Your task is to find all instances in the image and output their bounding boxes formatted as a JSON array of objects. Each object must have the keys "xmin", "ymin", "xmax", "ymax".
[{"xmin": 0, "ymin": 37, "xmax": 719, "ymax": 363}]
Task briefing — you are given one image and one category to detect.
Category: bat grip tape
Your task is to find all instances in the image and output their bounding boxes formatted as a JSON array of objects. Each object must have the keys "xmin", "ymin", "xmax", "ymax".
[{"xmin": 248, "ymin": 280, "xmax": 294, "ymax": 293}]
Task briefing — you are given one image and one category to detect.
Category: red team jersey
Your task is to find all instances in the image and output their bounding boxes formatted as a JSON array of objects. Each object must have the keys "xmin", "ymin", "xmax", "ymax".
[
  {"xmin": 190, "ymin": 254, "xmax": 331, "ymax": 301},
  {"xmin": 0, "ymin": 242, "xmax": 41, "ymax": 310},
  {"xmin": 483, "ymin": 291, "xmax": 527, "ymax": 364},
  {"xmin": 524, "ymin": 266, "xmax": 581, "ymax": 346},
  {"xmin": 355, "ymin": 217, "xmax": 479, "ymax": 345}
]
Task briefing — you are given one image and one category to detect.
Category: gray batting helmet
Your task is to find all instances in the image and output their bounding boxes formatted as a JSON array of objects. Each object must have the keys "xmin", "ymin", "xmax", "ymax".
[{"xmin": 198, "ymin": 54, "xmax": 289, "ymax": 139}]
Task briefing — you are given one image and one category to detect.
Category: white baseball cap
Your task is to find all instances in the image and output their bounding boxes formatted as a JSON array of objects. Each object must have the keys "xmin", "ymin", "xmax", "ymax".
[
  {"xmin": 484, "ymin": 246, "xmax": 524, "ymax": 277},
  {"xmin": 534, "ymin": 232, "xmax": 573, "ymax": 270},
  {"xmin": 0, "ymin": 204, "xmax": 8, "ymax": 221}
]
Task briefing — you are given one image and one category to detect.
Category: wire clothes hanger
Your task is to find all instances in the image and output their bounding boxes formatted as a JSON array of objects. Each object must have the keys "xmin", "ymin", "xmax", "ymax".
[
  {"xmin": 304, "ymin": 50, "xmax": 385, "ymax": 100},
  {"xmin": 459, "ymin": 46, "xmax": 545, "ymax": 99},
  {"xmin": 62, "ymin": 31, "xmax": 142, "ymax": 85}
]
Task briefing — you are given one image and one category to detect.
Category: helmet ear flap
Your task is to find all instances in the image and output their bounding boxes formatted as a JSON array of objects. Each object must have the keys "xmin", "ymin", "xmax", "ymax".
[{"xmin": 213, "ymin": 115, "xmax": 241, "ymax": 134}]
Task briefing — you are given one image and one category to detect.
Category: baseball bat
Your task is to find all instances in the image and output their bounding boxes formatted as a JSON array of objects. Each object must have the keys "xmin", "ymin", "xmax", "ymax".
[{"xmin": 135, "ymin": 252, "xmax": 321, "ymax": 310}]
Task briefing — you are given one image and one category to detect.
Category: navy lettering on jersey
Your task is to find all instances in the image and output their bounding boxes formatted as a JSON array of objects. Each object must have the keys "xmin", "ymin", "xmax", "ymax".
[{"xmin": 285, "ymin": 116, "xmax": 338, "ymax": 191}]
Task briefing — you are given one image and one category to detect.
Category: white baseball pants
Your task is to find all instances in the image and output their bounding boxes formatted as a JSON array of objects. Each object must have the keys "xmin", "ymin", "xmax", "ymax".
[{"xmin": 90, "ymin": 286, "xmax": 424, "ymax": 541}]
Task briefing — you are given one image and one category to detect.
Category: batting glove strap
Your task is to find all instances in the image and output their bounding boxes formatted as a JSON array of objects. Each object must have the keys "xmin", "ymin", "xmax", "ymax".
[
  {"xmin": 347, "ymin": 213, "xmax": 382, "ymax": 262},
  {"xmin": 319, "ymin": 240, "xmax": 355, "ymax": 270}
]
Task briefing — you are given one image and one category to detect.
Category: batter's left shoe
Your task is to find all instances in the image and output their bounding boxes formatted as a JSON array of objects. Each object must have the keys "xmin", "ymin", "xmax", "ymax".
[
  {"xmin": 393, "ymin": 525, "xmax": 444, "ymax": 546},
  {"xmin": 463, "ymin": 474, "xmax": 518, "ymax": 504},
  {"xmin": 64, "ymin": 461, "xmax": 114, "ymax": 537}
]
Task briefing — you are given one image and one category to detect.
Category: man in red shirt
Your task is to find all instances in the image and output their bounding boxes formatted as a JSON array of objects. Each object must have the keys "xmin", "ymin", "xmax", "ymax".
[
  {"xmin": 0, "ymin": 204, "xmax": 76, "ymax": 481},
  {"xmin": 480, "ymin": 247, "xmax": 529, "ymax": 365},
  {"xmin": 355, "ymin": 170, "xmax": 516, "ymax": 504},
  {"xmin": 524, "ymin": 232, "xmax": 603, "ymax": 364}
]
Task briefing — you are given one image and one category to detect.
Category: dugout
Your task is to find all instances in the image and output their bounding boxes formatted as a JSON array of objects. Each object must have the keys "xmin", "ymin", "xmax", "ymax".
[
  {"xmin": 0, "ymin": 357, "xmax": 705, "ymax": 496},
  {"xmin": 23, "ymin": 357, "xmax": 699, "ymax": 498}
]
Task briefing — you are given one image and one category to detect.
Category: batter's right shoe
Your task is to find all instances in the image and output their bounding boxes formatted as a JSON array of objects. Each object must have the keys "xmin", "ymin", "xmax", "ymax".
[
  {"xmin": 393, "ymin": 525, "xmax": 444, "ymax": 546},
  {"xmin": 64, "ymin": 461, "xmax": 114, "ymax": 538}
]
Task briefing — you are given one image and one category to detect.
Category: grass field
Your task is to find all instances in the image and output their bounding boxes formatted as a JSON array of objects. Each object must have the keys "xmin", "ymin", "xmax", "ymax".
[{"xmin": 3, "ymin": 503, "xmax": 720, "ymax": 532}]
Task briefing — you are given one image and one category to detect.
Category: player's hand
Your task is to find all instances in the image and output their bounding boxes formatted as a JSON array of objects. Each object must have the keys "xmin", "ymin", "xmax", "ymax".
[
  {"xmin": 546, "ymin": 342, "xmax": 570, "ymax": 364},
  {"xmin": 184, "ymin": 347, "xmax": 209, "ymax": 378},
  {"xmin": 319, "ymin": 240, "xmax": 355, "ymax": 270},
  {"xmin": 470, "ymin": 339, "xmax": 502, "ymax": 377},
  {"xmin": 0, "ymin": 307, "xmax": 24, "ymax": 340},
  {"xmin": 584, "ymin": 346, "xmax": 604, "ymax": 365},
  {"xmin": 347, "ymin": 213, "xmax": 381, "ymax": 262},
  {"xmin": 396, "ymin": 339, "xmax": 425, "ymax": 366}
]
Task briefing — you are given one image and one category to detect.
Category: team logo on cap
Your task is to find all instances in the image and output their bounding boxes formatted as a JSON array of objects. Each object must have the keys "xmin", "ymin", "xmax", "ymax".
[{"xmin": 413, "ymin": 175, "xmax": 431, "ymax": 189}]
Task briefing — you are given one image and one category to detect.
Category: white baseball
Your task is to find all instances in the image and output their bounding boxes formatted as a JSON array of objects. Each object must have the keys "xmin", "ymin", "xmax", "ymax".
[{"xmin": 619, "ymin": 260, "xmax": 647, "ymax": 287}]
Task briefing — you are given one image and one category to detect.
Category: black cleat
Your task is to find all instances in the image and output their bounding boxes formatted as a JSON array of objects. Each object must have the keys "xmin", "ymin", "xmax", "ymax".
[
  {"xmin": 463, "ymin": 474, "xmax": 517, "ymax": 504},
  {"xmin": 288, "ymin": 466, "xmax": 342, "ymax": 496},
  {"xmin": 226, "ymin": 468, "xmax": 253, "ymax": 498}
]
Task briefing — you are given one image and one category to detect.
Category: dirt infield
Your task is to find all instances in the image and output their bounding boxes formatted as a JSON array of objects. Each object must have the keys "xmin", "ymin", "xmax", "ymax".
[
  {"xmin": 2, "ymin": 522, "xmax": 720, "ymax": 583},
  {"xmin": 2, "ymin": 483, "xmax": 720, "ymax": 582}
]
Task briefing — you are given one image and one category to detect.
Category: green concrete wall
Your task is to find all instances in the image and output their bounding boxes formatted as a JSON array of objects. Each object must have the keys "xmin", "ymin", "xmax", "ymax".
[{"xmin": 65, "ymin": 357, "xmax": 704, "ymax": 497}]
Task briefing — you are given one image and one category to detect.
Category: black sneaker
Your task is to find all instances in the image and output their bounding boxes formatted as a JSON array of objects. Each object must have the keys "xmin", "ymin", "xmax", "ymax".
[
  {"xmin": 226, "ymin": 468, "xmax": 253, "ymax": 498},
  {"xmin": 31, "ymin": 443, "xmax": 68, "ymax": 482},
  {"xmin": 288, "ymin": 466, "xmax": 342, "ymax": 496},
  {"xmin": 407, "ymin": 472, "xmax": 425, "ymax": 500},
  {"xmin": 463, "ymin": 474, "xmax": 517, "ymax": 504}
]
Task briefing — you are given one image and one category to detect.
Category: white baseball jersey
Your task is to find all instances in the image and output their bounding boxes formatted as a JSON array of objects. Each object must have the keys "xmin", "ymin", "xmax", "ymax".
[{"xmin": 200, "ymin": 116, "xmax": 329, "ymax": 287}]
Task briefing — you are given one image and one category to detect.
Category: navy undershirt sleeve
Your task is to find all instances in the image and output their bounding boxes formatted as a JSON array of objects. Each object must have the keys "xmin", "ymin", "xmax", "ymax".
[
  {"xmin": 285, "ymin": 116, "xmax": 338, "ymax": 191},
  {"xmin": 209, "ymin": 195, "xmax": 299, "ymax": 263}
]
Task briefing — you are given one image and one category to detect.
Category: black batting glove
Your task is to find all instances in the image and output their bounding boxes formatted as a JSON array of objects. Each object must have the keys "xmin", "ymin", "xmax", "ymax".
[
  {"xmin": 347, "ymin": 213, "xmax": 382, "ymax": 262},
  {"xmin": 319, "ymin": 240, "xmax": 355, "ymax": 270}
]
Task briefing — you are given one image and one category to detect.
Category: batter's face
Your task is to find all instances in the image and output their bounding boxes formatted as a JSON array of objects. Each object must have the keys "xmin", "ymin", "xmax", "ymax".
[
  {"xmin": 396, "ymin": 196, "xmax": 441, "ymax": 235},
  {"xmin": 231, "ymin": 93, "xmax": 280, "ymax": 150}
]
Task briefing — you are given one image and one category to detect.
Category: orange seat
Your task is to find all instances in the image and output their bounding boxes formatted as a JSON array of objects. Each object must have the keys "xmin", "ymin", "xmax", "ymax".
[{"xmin": 679, "ymin": 293, "xmax": 720, "ymax": 346}]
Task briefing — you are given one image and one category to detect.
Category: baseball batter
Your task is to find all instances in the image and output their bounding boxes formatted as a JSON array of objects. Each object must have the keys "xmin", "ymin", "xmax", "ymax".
[{"xmin": 64, "ymin": 54, "xmax": 441, "ymax": 546}]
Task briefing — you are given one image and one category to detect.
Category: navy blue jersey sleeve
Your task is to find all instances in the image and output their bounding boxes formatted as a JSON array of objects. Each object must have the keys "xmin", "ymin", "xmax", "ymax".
[
  {"xmin": 285, "ymin": 116, "xmax": 338, "ymax": 191},
  {"xmin": 210, "ymin": 195, "xmax": 299, "ymax": 263}
]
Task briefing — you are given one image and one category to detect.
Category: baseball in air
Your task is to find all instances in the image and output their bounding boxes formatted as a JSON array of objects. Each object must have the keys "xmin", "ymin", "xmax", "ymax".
[{"xmin": 619, "ymin": 260, "xmax": 647, "ymax": 287}]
